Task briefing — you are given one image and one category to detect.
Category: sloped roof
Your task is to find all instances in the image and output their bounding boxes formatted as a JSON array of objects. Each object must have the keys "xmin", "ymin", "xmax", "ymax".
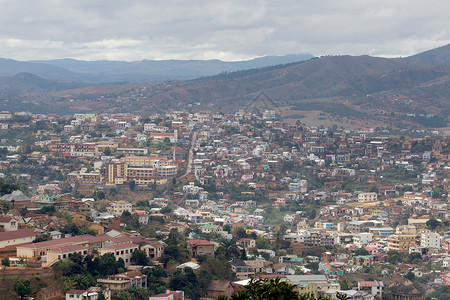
[
  {"xmin": 1, "ymin": 190, "xmax": 30, "ymax": 202},
  {"xmin": 0, "ymin": 228, "xmax": 38, "ymax": 242}
]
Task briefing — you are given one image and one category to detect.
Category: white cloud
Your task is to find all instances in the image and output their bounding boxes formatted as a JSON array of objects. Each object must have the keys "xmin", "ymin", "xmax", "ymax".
[{"xmin": 0, "ymin": 0, "xmax": 449, "ymax": 61}]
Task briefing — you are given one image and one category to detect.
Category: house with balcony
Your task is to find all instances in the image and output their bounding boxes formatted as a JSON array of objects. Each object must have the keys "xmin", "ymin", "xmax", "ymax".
[{"xmin": 187, "ymin": 239, "xmax": 214, "ymax": 258}]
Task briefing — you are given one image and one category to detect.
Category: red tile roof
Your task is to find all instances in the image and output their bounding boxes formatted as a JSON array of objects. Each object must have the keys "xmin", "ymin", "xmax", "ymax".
[
  {"xmin": 0, "ymin": 216, "xmax": 13, "ymax": 223},
  {"xmin": 187, "ymin": 239, "xmax": 214, "ymax": 246},
  {"xmin": 0, "ymin": 228, "xmax": 38, "ymax": 242},
  {"xmin": 47, "ymin": 244, "xmax": 88, "ymax": 253},
  {"xmin": 16, "ymin": 234, "xmax": 94, "ymax": 249},
  {"xmin": 102, "ymin": 243, "xmax": 138, "ymax": 250}
]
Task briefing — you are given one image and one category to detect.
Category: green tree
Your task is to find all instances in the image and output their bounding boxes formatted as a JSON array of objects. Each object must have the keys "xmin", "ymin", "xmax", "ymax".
[
  {"xmin": 129, "ymin": 180, "xmax": 136, "ymax": 191},
  {"xmin": 71, "ymin": 190, "xmax": 85, "ymax": 199},
  {"xmin": 387, "ymin": 251, "xmax": 403, "ymax": 264},
  {"xmin": 103, "ymin": 147, "xmax": 111, "ymax": 156},
  {"xmin": 406, "ymin": 252, "xmax": 422, "ymax": 264},
  {"xmin": 61, "ymin": 276, "xmax": 75, "ymax": 292},
  {"xmin": 199, "ymin": 256, "xmax": 234, "ymax": 281},
  {"xmin": 426, "ymin": 217, "xmax": 440, "ymax": 230},
  {"xmin": 1, "ymin": 257, "xmax": 10, "ymax": 270},
  {"xmin": 169, "ymin": 268, "xmax": 200, "ymax": 300},
  {"xmin": 132, "ymin": 250, "xmax": 149, "ymax": 266},
  {"xmin": 353, "ymin": 249, "xmax": 369, "ymax": 256},
  {"xmin": 1, "ymin": 256, "xmax": 10, "ymax": 282},
  {"xmin": 405, "ymin": 271, "xmax": 415, "ymax": 281},
  {"xmin": 14, "ymin": 279, "xmax": 32, "ymax": 300},
  {"xmin": 216, "ymin": 239, "xmax": 240, "ymax": 260}
]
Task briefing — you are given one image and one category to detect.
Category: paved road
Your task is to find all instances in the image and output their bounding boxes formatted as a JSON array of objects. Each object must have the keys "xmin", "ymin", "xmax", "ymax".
[{"xmin": 178, "ymin": 130, "xmax": 198, "ymax": 181}]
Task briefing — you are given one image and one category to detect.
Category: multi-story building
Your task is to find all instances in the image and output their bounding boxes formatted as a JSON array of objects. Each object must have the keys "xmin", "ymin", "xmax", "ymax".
[
  {"xmin": 358, "ymin": 281, "xmax": 384, "ymax": 299},
  {"xmin": 16, "ymin": 234, "xmax": 98, "ymax": 259},
  {"xmin": 97, "ymin": 271, "xmax": 147, "ymax": 291},
  {"xmin": 50, "ymin": 143, "xmax": 97, "ymax": 157},
  {"xmin": 187, "ymin": 239, "xmax": 215, "ymax": 258},
  {"xmin": 420, "ymin": 231, "xmax": 441, "ymax": 249},
  {"xmin": 47, "ymin": 244, "xmax": 89, "ymax": 266},
  {"xmin": 229, "ymin": 259, "xmax": 256, "ymax": 280},
  {"xmin": 142, "ymin": 241, "xmax": 165, "ymax": 259},
  {"xmin": 236, "ymin": 238, "xmax": 256, "ymax": 250},
  {"xmin": 106, "ymin": 201, "xmax": 132, "ymax": 216},
  {"xmin": 387, "ymin": 234, "xmax": 417, "ymax": 252},
  {"xmin": 99, "ymin": 243, "xmax": 138, "ymax": 265},
  {"xmin": 116, "ymin": 148, "xmax": 148, "ymax": 155},
  {"xmin": 358, "ymin": 192, "xmax": 378, "ymax": 202},
  {"xmin": 67, "ymin": 171, "xmax": 103, "ymax": 184},
  {"xmin": 105, "ymin": 162, "xmax": 126, "ymax": 185}
]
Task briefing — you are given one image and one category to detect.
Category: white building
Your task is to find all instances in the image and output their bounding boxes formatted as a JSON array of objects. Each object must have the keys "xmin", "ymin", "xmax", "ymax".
[
  {"xmin": 421, "ymin": 231, "xmax": 440, "ymax": 249},
  {"xmin": 353, "ymin": 233, "xmax": 373, "ymax": 245},
  {"xmin": 358, "ymin": 192, "xmax": 377, "ymax": 202}
]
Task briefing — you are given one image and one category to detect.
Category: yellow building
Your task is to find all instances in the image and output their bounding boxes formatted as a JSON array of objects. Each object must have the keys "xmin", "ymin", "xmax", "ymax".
[
  {"xmin": 387, "ymin": 234, "xmax": 417, "ymax": 252},
  {"xmin": 95, "ymin": 141, "xmax": 119, "ymax": 152},
  {"xmin": 295, "ymin": 283, "xmax": 319, "ymax": 298},
  {"xmin": 46, "ymin": 244, "xmax": 89, "ymax": 267}
]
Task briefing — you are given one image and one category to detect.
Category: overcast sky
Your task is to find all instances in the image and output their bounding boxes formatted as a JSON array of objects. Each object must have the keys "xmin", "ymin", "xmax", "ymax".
[{"xmin": 1, "ymin": 0, "xmax": 449, "ymax": 61}]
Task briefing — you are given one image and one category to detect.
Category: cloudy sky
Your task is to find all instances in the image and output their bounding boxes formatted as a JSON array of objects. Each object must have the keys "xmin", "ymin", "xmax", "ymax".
[{"xmin": 1, "ymin": 0, "xmax": 449, "ymax": 61}]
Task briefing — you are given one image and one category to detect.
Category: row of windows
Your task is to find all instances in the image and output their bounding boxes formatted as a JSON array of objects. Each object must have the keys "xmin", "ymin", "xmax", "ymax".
[
  {"xmin": 58, "ymin": 250, "xmax": 88, "ymax": 259},
  {"xmin": 115, "ymin": 248, "xmax": 136, "ymax": 255}
]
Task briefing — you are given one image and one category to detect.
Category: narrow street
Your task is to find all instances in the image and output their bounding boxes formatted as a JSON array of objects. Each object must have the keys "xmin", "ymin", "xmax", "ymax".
[{"xmin": 177, "ymin": 129, "xmax": 198, "ymax": 181}]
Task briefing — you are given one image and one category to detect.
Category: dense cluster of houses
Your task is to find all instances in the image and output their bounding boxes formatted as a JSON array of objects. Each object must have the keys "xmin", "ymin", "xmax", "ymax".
[{"xmin": 0, "ymin": 110, "xmax": 449, "ymax": 299}]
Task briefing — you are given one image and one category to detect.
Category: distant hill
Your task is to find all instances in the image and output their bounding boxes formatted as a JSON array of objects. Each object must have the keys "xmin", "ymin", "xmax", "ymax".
[
  {"xmin": 26, "ymin": 54, "xmax": 314, "ymax": 83},
  {"xmin": 404, "ymin": 44, "xmax": 450, "ymax": 64},
  {"xmin": 0, "ymin": 58, "xmax": 85, "ymax": 82},
  {"xmin": 53, "ymin": 54, "xmax": 446, "ymax": 128},
  {"xmin": 0, "ymin": 72, "xmax": 88, "ymax": 94},
  {"xmin": 131, "ymin": 55, "xmax": 441, "ymax": 107},
  {"xmin": 1, "ymin": 45, "xmax": 450, "ymax": 128}
]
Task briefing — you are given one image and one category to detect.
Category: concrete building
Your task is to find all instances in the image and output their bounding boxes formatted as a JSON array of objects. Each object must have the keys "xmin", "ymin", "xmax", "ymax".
[
  {"xmin": 99, "ymin": 243, "xmax": 138, "ymax": 265},
  {"xmin": 0, "ymin": 229, "xmax": 39, "ymax": 249},
  {"xmin": 229, "ymin": 259, "xmax": 256, "ymax": 280},
  {"xmin": 97, "ymin": 270, "xmax": 147, "ymax": 291},
  {"xmin": 358, "ymin": 192, "xmax": 377, "ymax": 202},
  {"xmin": 187, "ymin": 239, "xmax": 215, "ymax": 258},
  {"xmin": 47, "ymin": 244, "xmax": 89, "ymax": 267},
  {"xmin": 106, "ymin": 201, "xmax": 132, "ymax": 216},
  {"xmin": 421, "ymin": 231, "xmax": 441, "ymax": 249},
  {"xmin": 0, "ymin": 216, "xmax": 19, "ymax": 231}
]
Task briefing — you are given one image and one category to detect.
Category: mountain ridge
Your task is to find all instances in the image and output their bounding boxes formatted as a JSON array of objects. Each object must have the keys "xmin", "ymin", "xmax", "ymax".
[
  {"xmin": 0, "ymin": 54, "xmax": 314, "ymax": 84},
  {"xmin": 1, "ymin": 45, "xmax": 450, "ymax": 128}
]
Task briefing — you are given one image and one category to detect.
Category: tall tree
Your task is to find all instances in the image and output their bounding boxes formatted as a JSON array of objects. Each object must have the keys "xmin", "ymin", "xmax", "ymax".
[
  {"xmin": 216, "ymin": 239, "xmax": 240, "ymax": 260},
  {"xmin": 14, "ymin": 280, "xmax": 32, "ymax": 300}
]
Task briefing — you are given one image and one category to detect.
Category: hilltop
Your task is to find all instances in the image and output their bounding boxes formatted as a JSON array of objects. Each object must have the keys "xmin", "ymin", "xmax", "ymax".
[{"xmin": 1, "ymin": 45, "xmax": 450, "ymax": 128}]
